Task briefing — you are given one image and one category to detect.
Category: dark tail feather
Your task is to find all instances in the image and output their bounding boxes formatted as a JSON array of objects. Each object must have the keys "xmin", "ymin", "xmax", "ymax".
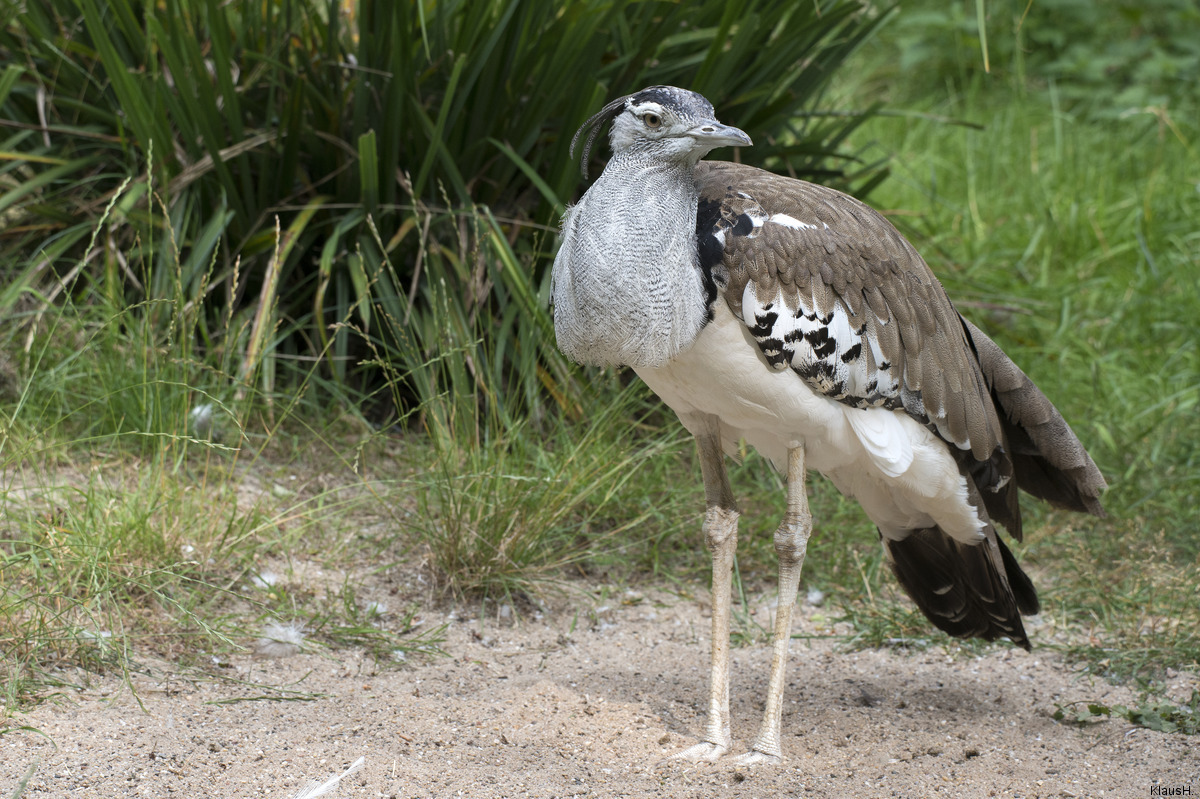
[
  {"xmin": 996, "ymin": 534, "xmax": 1039, "ymax": 616},
  {"xmin": 961, "ymin": 318, "xmax": 1107, "ymax": 517},
  {"xmin": 884, "ymin": 484, "xmax": 1038, "ymax": 650}
]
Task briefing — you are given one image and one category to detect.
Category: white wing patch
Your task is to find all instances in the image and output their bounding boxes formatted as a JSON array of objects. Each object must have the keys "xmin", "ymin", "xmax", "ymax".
[
  {"xmin": 768, "ymin": 213, "xmax": 817, "ymax": 231},
  {"xmin": 726, "ymin": 210, "xmax": 819, "ymax": 236}
]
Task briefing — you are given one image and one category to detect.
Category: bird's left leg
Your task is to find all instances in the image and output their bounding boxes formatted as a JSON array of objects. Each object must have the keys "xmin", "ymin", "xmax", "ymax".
[{"xmin": 734, "ymin": 444, "xmax": 811, "ymax": 765}]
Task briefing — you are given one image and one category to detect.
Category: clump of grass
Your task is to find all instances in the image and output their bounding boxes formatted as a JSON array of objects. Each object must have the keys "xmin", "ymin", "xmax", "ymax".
[
  {"xmin": 371, "ymin": 246, "xmax": 685, "ymax": 598},
  {"xmin": 411, "ymin": 400, "xmax": 680, "ymax": 600},
  {"xmin": 0, "ymin": 312, "xmax": 449, "ymax": 715},
  {"xmin": 0, "ymin": 458, "xmax": 258, "ymax": 708},
  {"xmin": 0, "ymin": 186, "xmax": 424, "ymax": 715}
]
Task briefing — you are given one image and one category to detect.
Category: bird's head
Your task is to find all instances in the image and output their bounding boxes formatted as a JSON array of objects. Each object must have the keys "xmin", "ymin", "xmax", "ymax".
[{"xmin": 570, "ymin": 86, "xmax": 752, "ymax": 179}]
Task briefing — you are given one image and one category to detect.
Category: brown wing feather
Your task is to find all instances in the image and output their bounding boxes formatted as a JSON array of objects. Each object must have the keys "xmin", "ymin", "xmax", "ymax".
[{"xmin": 694, "ymin": 160, "xmax": 1004, "ymax": 466}]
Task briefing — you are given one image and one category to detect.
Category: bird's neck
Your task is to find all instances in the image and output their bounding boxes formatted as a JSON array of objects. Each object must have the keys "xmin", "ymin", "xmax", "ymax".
[
  {"xmin": 552, "ymin": 155, "xmax": 711, "ymax": 368},
  {"xmin": 601, "ymin": 150, "xmax": 700, "ymax": 197}
]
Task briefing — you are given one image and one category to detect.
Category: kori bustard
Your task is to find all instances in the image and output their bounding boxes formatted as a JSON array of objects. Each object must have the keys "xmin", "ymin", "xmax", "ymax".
[{"xmin": 550, "ymin": 85, "xmax": 1106, "ymax": 765}]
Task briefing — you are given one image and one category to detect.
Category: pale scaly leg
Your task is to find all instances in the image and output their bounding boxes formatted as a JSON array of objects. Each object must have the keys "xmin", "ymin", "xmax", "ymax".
[
  {"xmin": 671, "ymin": 416, "xmax": 739, "ymax": 762},
  {"xmin": 733, "ymin": 445, "xmax": 811, "ymax": 766}
]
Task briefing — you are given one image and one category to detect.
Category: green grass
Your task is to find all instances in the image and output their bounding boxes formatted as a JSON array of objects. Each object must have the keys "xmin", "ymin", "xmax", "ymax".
[
  {"xmin": 0, "ymin": 196, "xmax": 461, "ymax": 712},
  {"xmin": 0, "ymin": 150, "xmax": 688, "ymax": 718},
  {"xmin": 0, "ymin": 346, "xmax": 445, "ymax": 714},
  {"xmin": 404, "ymin": 382, "xmax": 689, "ymax": 601}
]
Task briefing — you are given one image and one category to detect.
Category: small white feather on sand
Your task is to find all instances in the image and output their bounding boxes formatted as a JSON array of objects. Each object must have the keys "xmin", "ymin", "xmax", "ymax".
[
  {"xmin": 254, "ymin": 621, "xmax": 306, "ymax": 658},
  {"xmin": 285, "ymin": 756, "xmax": 364, "ymax": 799}
]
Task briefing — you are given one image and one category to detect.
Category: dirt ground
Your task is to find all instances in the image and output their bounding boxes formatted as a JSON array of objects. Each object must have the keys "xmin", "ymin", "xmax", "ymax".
[{"xmin": 4, "ymin": 586, "xmax": 1198, "ymax": 798}]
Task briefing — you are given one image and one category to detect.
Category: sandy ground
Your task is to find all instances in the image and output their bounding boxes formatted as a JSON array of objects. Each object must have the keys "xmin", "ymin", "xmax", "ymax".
[{"xmin": 4, "ymin": 589, "xmax": 1198, "ymax": 799}]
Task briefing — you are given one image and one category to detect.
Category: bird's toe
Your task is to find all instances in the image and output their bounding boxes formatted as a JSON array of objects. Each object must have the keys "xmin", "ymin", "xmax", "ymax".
[
  {"xmin": 662, "ymin": 741, "xmax": 729, "ymax": 764},
  {"xmin": 730, "ymin": 749, "xmax": 783, "ymax": 767}
]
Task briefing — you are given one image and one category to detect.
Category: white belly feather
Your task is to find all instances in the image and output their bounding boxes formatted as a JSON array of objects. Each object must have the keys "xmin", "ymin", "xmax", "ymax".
[{"xmin": 635, "ymin": 303, "xmax": 985, "ymax": 544}]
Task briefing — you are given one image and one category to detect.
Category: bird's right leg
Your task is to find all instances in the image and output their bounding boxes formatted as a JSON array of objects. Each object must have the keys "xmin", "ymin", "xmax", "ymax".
[{"xmin": 672, "ymin": 416, "xmax": 739, "ymax": 763}]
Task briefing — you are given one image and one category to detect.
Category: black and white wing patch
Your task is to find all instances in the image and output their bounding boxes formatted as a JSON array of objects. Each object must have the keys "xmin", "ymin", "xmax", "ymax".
[
  {"xmin": 741, "ymin": 276, "xmax": 904, "ymax": 413},
  {"xmin": 696, "ymin": 184, "xmax": 912, "ymax": 415},
  {"xmin": 694, "ymin": 160, "xmax": 1006, "ymax": 469}
]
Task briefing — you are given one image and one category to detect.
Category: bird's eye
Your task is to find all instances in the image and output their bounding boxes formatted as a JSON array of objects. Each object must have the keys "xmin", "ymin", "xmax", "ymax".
[{"xmin": 643, "ymin": 112, "xmax": 662, "ymax": 129}]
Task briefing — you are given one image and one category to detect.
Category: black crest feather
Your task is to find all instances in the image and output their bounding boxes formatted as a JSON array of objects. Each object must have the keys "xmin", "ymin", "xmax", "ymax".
[{"xmin": 570, "ymin": 93, "xmax": 633, "ymax": 180}]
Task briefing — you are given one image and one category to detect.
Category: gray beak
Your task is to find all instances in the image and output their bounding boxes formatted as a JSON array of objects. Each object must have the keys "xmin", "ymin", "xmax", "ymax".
[{"xmin": 688, "ymin": 120, "xmax": 753, "ymax": 149}]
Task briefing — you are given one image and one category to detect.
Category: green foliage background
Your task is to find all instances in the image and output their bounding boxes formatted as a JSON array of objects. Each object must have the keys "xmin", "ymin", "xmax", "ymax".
[{"xmin": 0, "ymin": 0, "xmax": 887, "ymax": 413}]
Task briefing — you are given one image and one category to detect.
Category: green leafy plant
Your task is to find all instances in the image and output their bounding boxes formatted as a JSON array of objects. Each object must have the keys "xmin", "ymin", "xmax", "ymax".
[
  {"xmin": 1054, "ymin": 690, "xmax": 1200, "ymax": 735},
  {"xmin": 1, "ymin": 0, "xmax": 891, "ymax": 409}
]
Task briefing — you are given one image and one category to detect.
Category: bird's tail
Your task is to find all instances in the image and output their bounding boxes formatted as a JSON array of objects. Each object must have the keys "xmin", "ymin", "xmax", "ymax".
[
  {"xmin": 960, "ymin": 317, "xmax": 1107, "ymax": 518},
  {"xmin": 884, "ymin": 319, "xmax": 1106, "ymax": 651},
  {"xmin": 883, "ymin": 482, "xmax": 1039, "ymax": 650}
]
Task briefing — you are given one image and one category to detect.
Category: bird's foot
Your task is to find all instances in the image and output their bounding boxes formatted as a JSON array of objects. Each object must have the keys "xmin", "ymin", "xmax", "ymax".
[
  {"xmin": 730, "ymin": 749, "xmax": 783, "ymax": 767},
  {"xmin": 664, "ymin": 741, "xmax": 729, "ymax": 763}
]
